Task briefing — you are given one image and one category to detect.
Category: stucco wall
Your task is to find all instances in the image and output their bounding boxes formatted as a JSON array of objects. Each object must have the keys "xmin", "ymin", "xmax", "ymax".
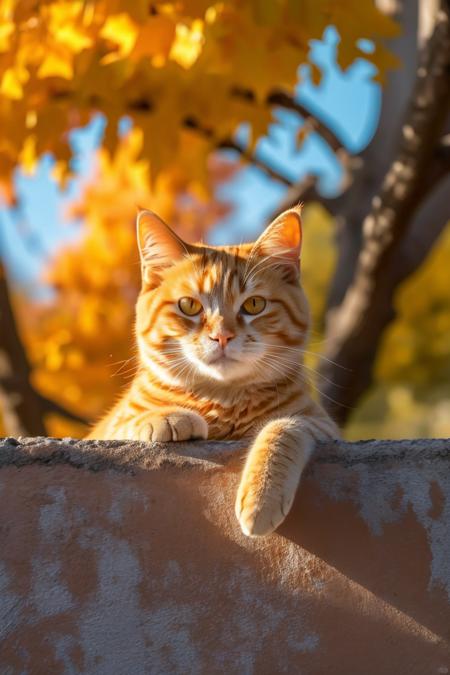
[{"xmin": 0, "ymin": 436, "xmax": 449, "ymax": 674}]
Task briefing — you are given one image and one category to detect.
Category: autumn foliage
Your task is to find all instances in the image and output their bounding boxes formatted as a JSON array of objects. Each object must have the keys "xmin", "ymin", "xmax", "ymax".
[{"xmin": 0, "ymin": 0, "xmax": 398, "ymax": 195}]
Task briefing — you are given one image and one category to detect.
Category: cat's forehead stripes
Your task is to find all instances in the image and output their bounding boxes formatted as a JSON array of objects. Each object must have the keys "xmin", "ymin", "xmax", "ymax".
[{"xmin": 194, "ymin": 248, "xmax": 248, "ymax": 302}]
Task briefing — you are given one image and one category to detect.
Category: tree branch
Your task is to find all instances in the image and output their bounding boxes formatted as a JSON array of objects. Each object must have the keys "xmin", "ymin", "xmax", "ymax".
[
  {"xmin": 217, "ymin": 138, "xmax": 293, "ymax": 186},
  {"xmin": 273, "ymin": 128, "xmax": 450, "ymax": 221},
  {"xmin": 128, "ymin": 85, "xmax": 348, "ymax": 187},
  {"xmin": 266, "ymin": 89, "xmax": 345, "ymax": 154},
  {"xmin": 181, "ymin": 115, "xmax": 293, "ymax": 185},
  {"xmin": 267, "ymin": 154, "xmax": 363, "ymax": 222},
  {"xmin": 320, "ymin": 0, "xmax": 422, "ymax": 313},
  {"xmin": 229, "ymin": 85, "xmax": 344, "ymax": 154},
  {"xmin": 50, "ymin": 74, "xmax": 351, "ymax": 190}
]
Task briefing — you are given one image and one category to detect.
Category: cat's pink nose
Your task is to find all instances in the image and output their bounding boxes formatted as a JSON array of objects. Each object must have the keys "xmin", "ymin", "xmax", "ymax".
[{"xmin": 209, "ymin": 329, "xmax": 235, "ymax": 349}]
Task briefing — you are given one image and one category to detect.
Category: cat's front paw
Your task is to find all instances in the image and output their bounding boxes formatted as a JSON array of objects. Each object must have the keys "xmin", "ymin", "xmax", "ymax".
[
  {"xmin": 235, "ymin": 477, "xmax": 294, "ymax": 537},
  {"xmin": 234, "ymin": 418, "xmax": 309, "ymax": 537},
  {"xmin": 140, "ymin": 409, "xmax": 208, "ymax": 442}
]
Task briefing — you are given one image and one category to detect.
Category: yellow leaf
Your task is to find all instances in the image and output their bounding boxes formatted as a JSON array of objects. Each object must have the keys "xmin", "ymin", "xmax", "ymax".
[
  {"xmin": 55, "ymin": 24, "xmax": 92, "ymax": 53},
  {"xmin": 0, "ymin": 20, "xmax": 14, "ymax": 52},
  {"xmin": 0, "ymin": 66, "xmax": 28, "ymax": 99},
  {"xmin": 169, "ymin": 20, "xmax": 204, "ymax": 69},
  {"xmin": 38, "ymin": 50, "xmax": 73, "ymax": 79},
  {"xmin": 100, "ymin": 13, "xmax": 138, "ymax": 58}
]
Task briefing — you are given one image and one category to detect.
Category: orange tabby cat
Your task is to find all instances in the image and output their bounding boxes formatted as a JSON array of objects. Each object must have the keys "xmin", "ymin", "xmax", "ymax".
[{"xmin": 87, "ymin": 207, "xmax": 339, "ymax": 536}]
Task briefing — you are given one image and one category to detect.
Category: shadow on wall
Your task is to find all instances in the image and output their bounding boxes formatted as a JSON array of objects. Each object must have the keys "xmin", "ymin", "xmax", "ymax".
[{"xmin": 0, "ymin": 437, "xmax": 449, "ymax": 674}]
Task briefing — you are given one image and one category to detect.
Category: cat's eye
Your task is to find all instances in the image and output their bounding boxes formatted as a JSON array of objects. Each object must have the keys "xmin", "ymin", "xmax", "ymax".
[
  {"xmin": 178, "ymin": 297, "xmax": 203, "ymax": 316},
  {"xmin": 241, "ymin": 296, "xmax": 266, "ymax": 315}
]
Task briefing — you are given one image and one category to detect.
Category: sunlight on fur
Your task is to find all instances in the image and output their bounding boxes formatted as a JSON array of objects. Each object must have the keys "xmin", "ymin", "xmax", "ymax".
[{"xmin": 87, "ymin": 207, "xmax": 339, "ymax": 536}]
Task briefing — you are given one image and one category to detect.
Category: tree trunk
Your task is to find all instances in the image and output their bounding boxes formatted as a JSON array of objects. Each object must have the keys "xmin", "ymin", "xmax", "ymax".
[
  {"xmin": 325, "ymin": 0, "xmax": 420, "ymax": 310},
  {"xmin": 0, "ymin": 263, "xmax": 47, "ymax": 435},
  {"xmin": 319, "ymin": 0, "xmax": 450, "ymax": 425}
]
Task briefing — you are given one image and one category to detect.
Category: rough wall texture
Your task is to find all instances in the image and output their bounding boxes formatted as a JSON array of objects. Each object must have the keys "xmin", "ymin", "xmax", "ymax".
[{"xmin": 0, "ymin": 436, "xmax": 449, "ymax": 675}]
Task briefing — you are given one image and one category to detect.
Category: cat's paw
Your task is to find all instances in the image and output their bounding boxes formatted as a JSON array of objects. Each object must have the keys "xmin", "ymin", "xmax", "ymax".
[
  {"xmin": 140, "ymin": 409, "xmax": 208, "ymax": 442},
  {"xmin": 234, "ymin": 417, "xmax": 307, "ymax": 537},
  {"xmin": 235, "ymin": 478, "xmax": 295, "ymax": 537}
]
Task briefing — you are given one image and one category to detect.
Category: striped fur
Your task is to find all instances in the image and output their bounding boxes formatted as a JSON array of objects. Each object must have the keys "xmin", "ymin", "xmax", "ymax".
[{"xmin": 87, "ymin": 207, "xmax": 340, "ymax": 536}]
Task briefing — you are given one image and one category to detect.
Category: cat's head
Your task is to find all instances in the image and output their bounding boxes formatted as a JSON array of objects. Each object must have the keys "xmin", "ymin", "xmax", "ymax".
[{"xmin": 135, "ymin": 208, "xmax": 309, "ymax": 387}]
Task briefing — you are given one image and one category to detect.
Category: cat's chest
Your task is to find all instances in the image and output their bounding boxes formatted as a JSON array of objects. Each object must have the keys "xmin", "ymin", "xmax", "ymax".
[
  {"xmin": 195, "ymin": 388, "xmax": 294, "ymax": 440},
  {"xmin": 203, "ymin": 405, "xmax": 254, "ymax": 439}
]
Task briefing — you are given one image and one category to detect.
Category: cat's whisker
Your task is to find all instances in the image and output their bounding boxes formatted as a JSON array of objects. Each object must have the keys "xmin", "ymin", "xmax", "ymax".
[
  {"xmin": 159, "ymin": 349, "xmax": 187, "ymax": 357},
  {"xmin": 112, "ymin": 367, "xmax": 139, "ymax": 380},
  {"xmin": 299, "ymin": 362, "xmax": 344, "ymax": 389},
  {"xmin": 262, "ymin": 365, "xmax": 300, "ymax": 388},
  {"xmin": 260, "ymin": 355, "xmax": 346, "ymax": 410},
  {"xmin": 256, "ymin": 342, "xmax": 347, "ymax": 384},
  {"xmin": 299, "ymin": 349, "xmax": 352, "ymax": 372},
  {"xmin": 109, "ymin": 357, "xmax": 133, "ymax": 368},
  {"xmin": 261, "ymin": 352, "xmax": 346, "ymax": 406},
  {"xmin": 307, "ymin": 381, "xmax": 353, "ymax": 410},
  {"xmin": 109, "ymin": 357, "xmax": 137, "ymax": 377},
  {"xmin": 110, "ymin": 365, "xmax": 137, "ymax": 378},
  {"xmin": 258, "ymin": 355, "xmax": 302, "ymax": 386},
  {"xmin": 258, "ymin": 347, "xmax": 343, "ymax": 390},
  {"xmin": 111, "ymin": 362, "xmax": 139, "ymax": 378},
  {"xmin": 256, "ymin": 341, "xmax": 304, "ymax": 353}
]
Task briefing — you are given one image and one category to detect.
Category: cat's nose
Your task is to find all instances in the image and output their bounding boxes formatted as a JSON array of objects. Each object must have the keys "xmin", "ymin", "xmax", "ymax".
[{"xmin": 209, "ymin": 329, "xmax": 235, "ymax": 349}]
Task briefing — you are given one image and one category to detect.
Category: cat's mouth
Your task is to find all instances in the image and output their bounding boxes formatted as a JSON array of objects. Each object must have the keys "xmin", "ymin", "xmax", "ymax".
[{"xmin": 208, "ymin": 353, "xmax": 238, "ymax": 365}]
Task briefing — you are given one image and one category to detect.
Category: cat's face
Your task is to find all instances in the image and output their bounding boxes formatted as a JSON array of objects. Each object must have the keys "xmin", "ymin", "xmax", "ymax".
[{"xmin": 135, "ymin": 209, "xmax": 309, "ymax": 387}]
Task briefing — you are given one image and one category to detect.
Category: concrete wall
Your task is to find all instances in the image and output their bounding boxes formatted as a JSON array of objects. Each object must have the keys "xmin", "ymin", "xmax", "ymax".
[{"xmin": 0, "ymin": 436, "xmax": 449, "ymax": 674}]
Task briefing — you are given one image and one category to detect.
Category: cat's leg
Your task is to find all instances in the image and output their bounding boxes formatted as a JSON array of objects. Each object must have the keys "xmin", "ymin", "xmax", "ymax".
[{"xmin": 235, "ymin": 415, "xmax": 337, "ymax": 536}]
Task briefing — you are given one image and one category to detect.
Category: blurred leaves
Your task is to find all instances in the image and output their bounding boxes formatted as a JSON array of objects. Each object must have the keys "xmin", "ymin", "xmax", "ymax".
[
  {"xmin": 349, "ymin": 221, "xmax": 450, "ymax": 439},
  {"xmin": 377, "ymin": 224, "xmax": 450, "ymax": 388}
]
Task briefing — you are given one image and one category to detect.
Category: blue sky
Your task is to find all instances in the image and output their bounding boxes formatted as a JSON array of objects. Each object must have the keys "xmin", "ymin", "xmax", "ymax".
[{"xmin": 0, "ymin": 26, "xmax": 381, "ymax": 292}]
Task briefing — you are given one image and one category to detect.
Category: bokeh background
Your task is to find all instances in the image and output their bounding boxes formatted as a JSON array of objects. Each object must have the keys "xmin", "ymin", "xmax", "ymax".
[{"xmin": 1, "ymin": 0, "xmax": 449, "ymax": 440}]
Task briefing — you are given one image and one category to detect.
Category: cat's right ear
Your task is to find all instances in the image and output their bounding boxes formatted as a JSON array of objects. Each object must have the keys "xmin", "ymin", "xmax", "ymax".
[{"xmin": 137, "ymin": 210, "xmax": 189, "ymax": 287}]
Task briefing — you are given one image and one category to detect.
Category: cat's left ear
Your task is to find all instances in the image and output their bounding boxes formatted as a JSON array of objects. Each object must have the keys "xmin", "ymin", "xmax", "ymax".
[
  {"xmin": 137, "ymin": 210, "xmax": 190, "ymax": 287},
  {"xmin": 253, "ymin": 206, "xmax": 302, "ymax": 280}
]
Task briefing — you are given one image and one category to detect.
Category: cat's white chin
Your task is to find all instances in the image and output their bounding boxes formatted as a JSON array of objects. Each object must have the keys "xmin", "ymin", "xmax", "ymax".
[
  {"xmin": 199, "ymin": 359, "xmax": 247, "ymax": 382},
  {"xmin": 185, "ymin": 351, "xmax": 253, "ymax": 382}
]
